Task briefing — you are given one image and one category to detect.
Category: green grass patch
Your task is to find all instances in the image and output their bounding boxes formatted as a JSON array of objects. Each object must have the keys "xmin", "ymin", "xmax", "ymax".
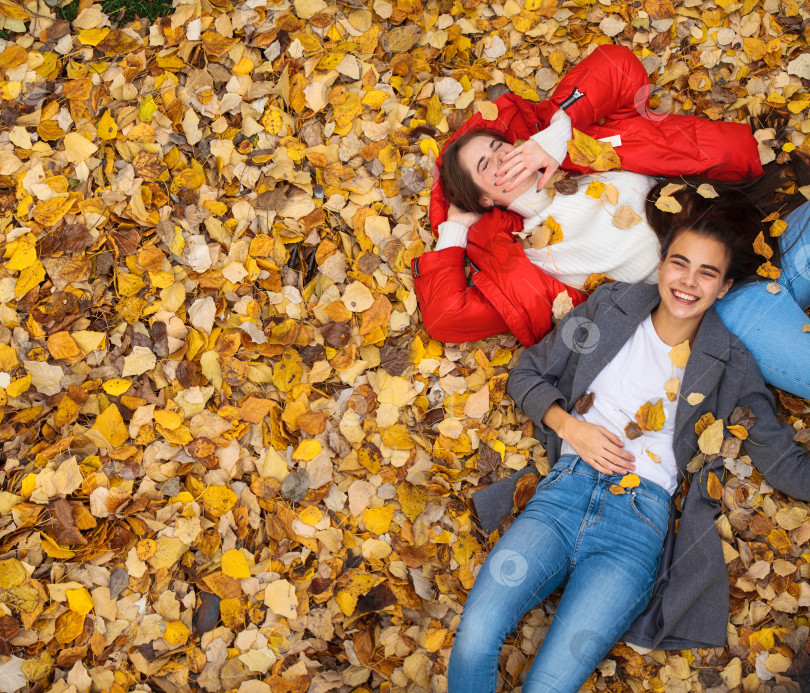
[{"xmin": 56, "ymin": 0, "xmax": 173, "ymax": 24}]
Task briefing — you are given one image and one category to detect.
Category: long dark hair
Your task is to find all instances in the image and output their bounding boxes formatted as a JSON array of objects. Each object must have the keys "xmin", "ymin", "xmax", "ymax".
[
  {"xmin": 647, "ymin": 156, "xmax": 810, "ymax": 284},
  {"xmin": 440, "ymin": 129, "xmax": 512, "ymax": 214}
]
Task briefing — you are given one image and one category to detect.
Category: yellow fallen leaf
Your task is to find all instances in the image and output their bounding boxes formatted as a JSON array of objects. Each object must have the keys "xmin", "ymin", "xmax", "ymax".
[
  {"xmin": 753, "ymin": 231, "xmax": 774, "ymax": 259},
  {"xmin": 727, "ymin": 424, "xmax": 749, "ymax": 440},
  {"xmin": 102, "ymin": 378, "xmax": 133, "ymax": 396},
  {"xmin": 292, "ymin": 439, "xmax": 322, "ymax": 461},
  {"xmin": 770, "ymin": 219, "xmax": 787, "ymax": 237},
  {"xmin": 608, "ymin": 484, "xmax": 626, "ymax": 495},
  {"xmin": 664, "ymin": 376, "xmax": 680, "ymax": 402},
  {"xmin": 669, "ymin": 339, "xmax": 690, "ymax": 368},
  {"xmin": 222, "ymin": 549, "xmax": 252, "ymax": 579},
  {"xmin": 63, "ymin": 132, "xmax": 98, "ymax": 163},
  {"xmin": 687, "ymin": 392, "xmax": 705, "ymax": 406},
  {"xmin": 655, "ymin": 195, "xmax": 682, "ymax": 213},
  {"xmin": 707, "ymin": 472, "xmax": 724, "ymax": 500},
  {"xmin": 201, "ymin": 486, "xmax": 238, "ymax": 518},
  {"xmin": 602, "ymin": 183, "xmax": 619, "ymax": 205},
  {"xmin": 0, "ymin": 558, "xmax": 26, "ymax": 590},
  {"xmin": 91, "ymin": 404, "xmax": 129, "ymax": 447},
  {"xmin": 567, "ymin": 129, "xmax": 621, "ymax": 171},
  {"xmin": 96, "ymin": 110, "xmax": 118, "ymax": 140},
  {"xmin": 647, "ymin": 451, "xmax": 662, "ymax": 463},
  {"xmin": 585, "ymin": 180, "xmax": 606, "ymax": 199},
  {"xmin": 47, "ymin": 332, "xmax": 81, "ymax": 360},
  {"xmin": 15, "ymin": 260, "xmax": 45, "ymax": 297},
  {"xmin": 697, "ymin": 183, "xmax": 718, "ymax": 198},
  {"xmin": 66, "ymin": 588, "xmax": 94, "ymax": 615},
  {"xmin": 635, "ymin": 399, "xmax": 665, "ymax": 432},
  {"xmin": 757, "ymin": 261, "xmax": 781, "ymax": 280},
  {"xmin": 163, "ymin": 620, "xmax": 190, "ymax": 646},
  {"xmin": 619, "ymin": 473, "xmax": 640, "ymax": 488},
  {"xmin": 362, "ymin": 505, "xmax": 395, "ymax": 534},
  {"xmin": 612, "ymin": 205, "xmax": 642, "ymax": 229},
  {"xmin": 698, "ymin": 418, "xmax": 724, "ymax": 455}
]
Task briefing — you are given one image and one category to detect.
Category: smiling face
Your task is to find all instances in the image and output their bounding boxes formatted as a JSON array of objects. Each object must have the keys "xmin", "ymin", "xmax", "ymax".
[
  {"xmin": 456, "ymin": 135, "xmax": 532, "ymax": 208},
  {"xmin": 657, "ymin": 229, "xmax": 733, "ymax": 323}
]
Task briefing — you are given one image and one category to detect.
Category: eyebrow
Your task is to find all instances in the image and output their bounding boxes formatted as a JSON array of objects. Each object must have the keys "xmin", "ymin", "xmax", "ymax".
[
  {"xmin": 477, "ymin": 140, "xmax": 497, "ymax": 174},
  {"xmin": 671, "ymin": 253, "xmax": 721, "ymax": 274}
]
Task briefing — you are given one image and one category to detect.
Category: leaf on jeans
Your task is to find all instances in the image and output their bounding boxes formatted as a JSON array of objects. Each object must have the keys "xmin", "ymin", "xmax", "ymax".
[
  {"xmin": 619, "ymin": 473, "xmax": 640, "ymax": 488},
  {"xmin": 574, "ymin": 392, "xmax": 594, "ymax": 414},
  {"xmin": 513, "ymin": 473, "xmax": 538, "ymax": 511},
  {"xmin": 608, "ymin": 484, "xmax": 626, "ymax": 495},
  {"xmin": 766, "ymin": 282, "xmax": 781, "ymax": 294}
]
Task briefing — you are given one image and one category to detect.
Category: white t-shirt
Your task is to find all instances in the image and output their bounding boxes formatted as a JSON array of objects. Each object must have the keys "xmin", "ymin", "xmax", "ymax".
[{"xmin": 560, "ymin": 314, "xmax": 684, "ymax": 494}]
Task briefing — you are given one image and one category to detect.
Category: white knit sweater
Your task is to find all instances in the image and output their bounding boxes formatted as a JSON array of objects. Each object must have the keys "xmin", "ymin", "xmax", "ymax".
[{"xmin": 436, "ymin": 110, "xmax": 661, "ymax": 289}]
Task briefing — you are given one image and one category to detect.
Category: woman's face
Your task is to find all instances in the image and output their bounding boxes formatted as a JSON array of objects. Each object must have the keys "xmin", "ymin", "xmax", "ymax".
[
  {"xmin": 457, "ymin": 135, "xmax": 526, "ymax": 208},
  {"xmin": 657, "ymin": 230, "xmax": 733, "ymax": 320}
]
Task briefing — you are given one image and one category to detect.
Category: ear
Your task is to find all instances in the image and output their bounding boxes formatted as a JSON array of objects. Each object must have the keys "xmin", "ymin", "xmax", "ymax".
[
  {"xmin": 717, "ymin": 278, "xmax": 733, "ymax": 300},
  {"xmin": 479, "ymin": 194, "xmax": 494, "ymax": 209}
]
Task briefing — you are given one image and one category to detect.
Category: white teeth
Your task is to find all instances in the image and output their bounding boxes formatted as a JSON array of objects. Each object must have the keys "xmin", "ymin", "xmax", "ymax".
[{"xmin": 673, "ymin": 290, "xmax": 698, "ymax": 302}]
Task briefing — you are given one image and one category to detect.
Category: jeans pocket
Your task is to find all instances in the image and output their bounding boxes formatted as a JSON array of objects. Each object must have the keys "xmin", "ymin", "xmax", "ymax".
[{"xmin": 629, "ymin": 491, "xmax": 670, "ymax": 542}]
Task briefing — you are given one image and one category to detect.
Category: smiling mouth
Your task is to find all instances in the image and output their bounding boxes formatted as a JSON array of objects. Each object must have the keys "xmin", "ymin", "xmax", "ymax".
[{"xmin": 672, "ymin": 289, "xmax": 699, "ymax": 304}]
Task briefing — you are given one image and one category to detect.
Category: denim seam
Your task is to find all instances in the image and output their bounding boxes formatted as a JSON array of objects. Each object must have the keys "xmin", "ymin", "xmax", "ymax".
[
  {"xmin": 629, "ymin": 493, "xmax": 667, "ymax": 541},
  {"xmin": 571, "ymin": 482, "xmax": 604, "ymax": 566}
]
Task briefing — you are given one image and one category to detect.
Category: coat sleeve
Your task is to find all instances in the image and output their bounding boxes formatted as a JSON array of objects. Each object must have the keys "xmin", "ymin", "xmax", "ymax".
[
  {"xmin": 735, "ymin": 353, "xmax": 810, "ymax": 501},
  {"xmin": 411, "ymin": 246, "xmax": 510, "ymax": 343},
  {"xmin": 506, "ymin": 283, "xmax": 612, "ymax": 441},
  {"xmin": 549, "ymin": 44, "xmax": 650, "ymax": 131}
]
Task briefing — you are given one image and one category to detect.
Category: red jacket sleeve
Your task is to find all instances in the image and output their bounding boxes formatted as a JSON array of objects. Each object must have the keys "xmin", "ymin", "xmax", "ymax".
[
  {"xmin": 411, "ymin": 246, "xmax": 510, "ymax": 343},
  {"xmin": 549, "ymin": 44, "xmax": 650, "ymax": 130}
]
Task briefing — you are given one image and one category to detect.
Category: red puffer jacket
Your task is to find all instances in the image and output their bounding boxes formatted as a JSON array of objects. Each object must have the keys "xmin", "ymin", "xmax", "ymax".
[{"xmin": 412, "ymin": 44, "xmax": 763, "ymax": 346}]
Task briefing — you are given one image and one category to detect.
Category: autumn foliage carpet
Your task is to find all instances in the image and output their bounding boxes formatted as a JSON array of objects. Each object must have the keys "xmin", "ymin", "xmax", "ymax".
[{"xmin": 0, "ymin": 0, "xmax": 809, "ymax": 691}]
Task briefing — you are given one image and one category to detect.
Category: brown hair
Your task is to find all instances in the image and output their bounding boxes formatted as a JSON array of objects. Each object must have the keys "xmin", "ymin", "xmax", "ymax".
[
  {"xmin": 647, "ymin": 156, "xmax": 810, "ymax": 284},
  {"xmin": 440, "ymin": 129, "xmax": 512, "ymax": 214}
]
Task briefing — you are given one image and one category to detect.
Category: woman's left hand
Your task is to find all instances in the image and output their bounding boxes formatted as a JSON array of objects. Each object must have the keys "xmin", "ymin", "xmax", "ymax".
[{"xmin": 495, "ymin": 140, "xmax": 560, "ymax": 193}]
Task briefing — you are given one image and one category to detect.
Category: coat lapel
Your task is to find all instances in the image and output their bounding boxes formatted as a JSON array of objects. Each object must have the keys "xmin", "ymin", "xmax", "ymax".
[
  {"xmin": 672, "ymin": 308, "xmax": 731, "ymax": 473},
  {"xmin": 571, "ymin": 284, "xmax": 661, "ymax": 399}
]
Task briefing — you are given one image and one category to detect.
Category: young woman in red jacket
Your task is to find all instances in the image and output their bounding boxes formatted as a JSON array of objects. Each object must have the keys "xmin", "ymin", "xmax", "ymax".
[{"xmin": 413, "ymin": 44, "xmax": 810, "ymax": 397}]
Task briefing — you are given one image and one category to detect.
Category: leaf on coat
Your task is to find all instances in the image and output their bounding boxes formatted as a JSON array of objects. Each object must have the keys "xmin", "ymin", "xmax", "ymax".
[
  {"xmin": 687, "ymin": 392, "xmax": 705, "ymax": 406},
  {"xmin": 707, "ymin": 472, "xmax": 724, "ymax": 500},
  {"xmin": 698, "ymin": 418, "xmax": 724, "ymax": 455}
]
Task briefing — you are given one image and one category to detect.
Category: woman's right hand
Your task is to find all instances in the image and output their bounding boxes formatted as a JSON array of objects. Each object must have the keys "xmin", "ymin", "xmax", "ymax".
[
  {"xmin": 447, "ymin": 203, "xmax": 482, "ymax": 228},
  {"xmin": 559, "ymin": 417, "xmax": 636, "ymax": 476}
]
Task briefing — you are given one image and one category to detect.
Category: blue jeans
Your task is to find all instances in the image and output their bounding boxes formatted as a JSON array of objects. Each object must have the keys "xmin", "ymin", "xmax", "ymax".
[
  {"xmin": 715, "ymin": 200, "xmax": 810, "ymax": 397},
  {"xmin": 448, "ymin": 456, "xmax": 670, "ymax": 693}
]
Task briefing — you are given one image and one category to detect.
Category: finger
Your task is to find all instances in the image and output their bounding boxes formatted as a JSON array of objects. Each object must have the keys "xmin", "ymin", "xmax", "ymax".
[
  {"xmin": 535, "ymin": 164, "xmax": 557, "ymax": 191},
  {"xmin": 583, "ymin": 457, "xmax": 610, "ymax": 475},
  {"xmin": 495, "ymin": 157, "xmax": 525, "ymax": 180},
  {"xmin": 604, "ymin": 451, "xmax": 636, "ymax": 470},
  {"xmin": 503, "ymin": 168, "xmax": 532, "ymax": 193},
  {"xmin": 497, "ymin": 148, "xmax": 524, "ymax": 166},
  {"xmin": 498, "ymin": 164, "xmax": 528, "ymax": 189}
]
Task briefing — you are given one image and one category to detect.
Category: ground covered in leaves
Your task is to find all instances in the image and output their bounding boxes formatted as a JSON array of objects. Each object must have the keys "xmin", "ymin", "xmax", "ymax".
[{"xmin": 1, "ymin": 0, "xmax": 810, "ymax": 691}]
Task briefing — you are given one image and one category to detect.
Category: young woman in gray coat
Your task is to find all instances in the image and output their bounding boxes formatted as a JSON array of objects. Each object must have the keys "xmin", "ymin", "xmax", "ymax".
[{"xmin": 447, "ymin": 189, "xmax": 810, "ymax": 692}]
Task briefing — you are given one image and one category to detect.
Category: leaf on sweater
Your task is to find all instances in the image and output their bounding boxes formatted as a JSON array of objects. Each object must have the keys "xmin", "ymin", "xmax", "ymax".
[
  {"xmin": 612, "ymin": 205, "xmax": 642, "ymax": 229},
  {"xmin": 567, "ymin": 129, "xmax": 621, "ymax": 171},
  {"xmin": 585, "ymin": 180, "xmax": 605, "ymax": 199}
]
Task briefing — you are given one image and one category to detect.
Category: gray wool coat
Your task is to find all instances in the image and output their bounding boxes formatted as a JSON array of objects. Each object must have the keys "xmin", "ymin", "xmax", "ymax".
[{"xmin": 506, "ymin": 281, "xmax": 810, "ymax": 649}]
